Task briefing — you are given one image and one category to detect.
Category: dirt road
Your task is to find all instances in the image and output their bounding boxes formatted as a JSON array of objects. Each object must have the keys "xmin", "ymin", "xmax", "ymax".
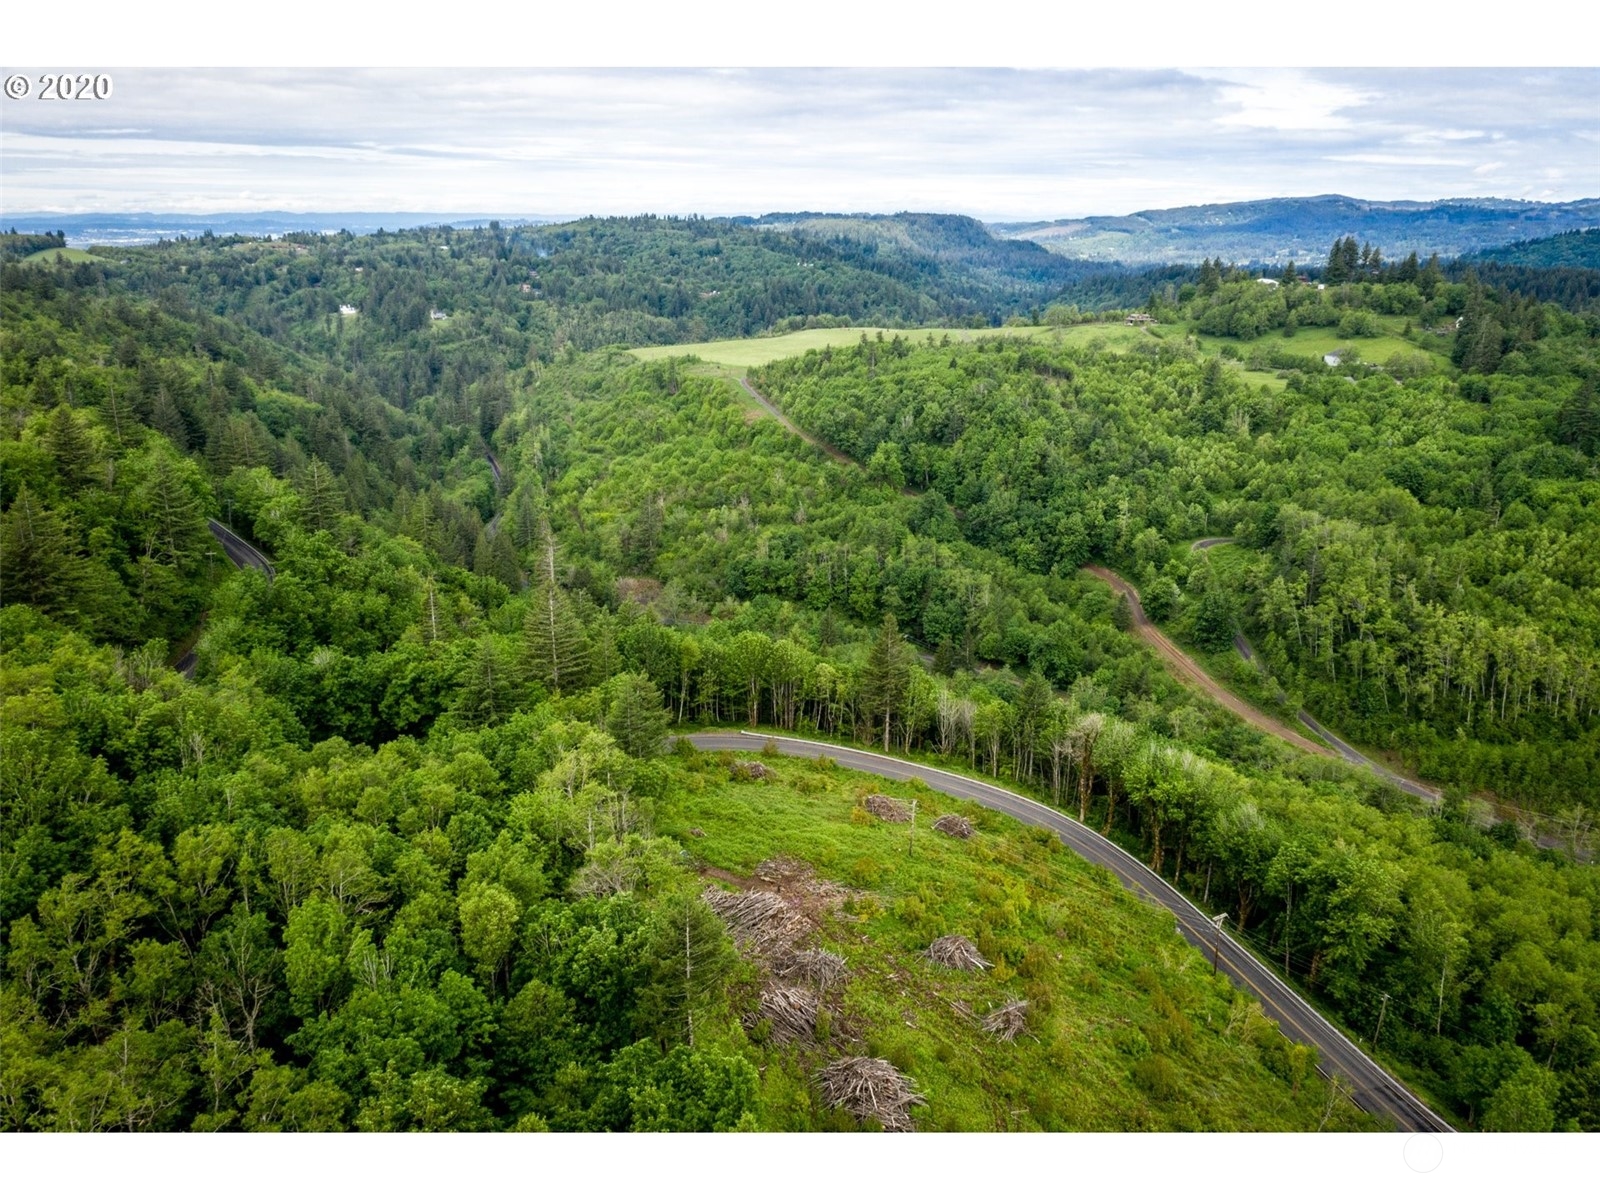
[
  {"xmin": 737, "ymin": 377, "xmax": 853, "ymax": 464},
  {"xmin": 1085, "ymin": 564, "xmax": 1332, "ymax": 757}
]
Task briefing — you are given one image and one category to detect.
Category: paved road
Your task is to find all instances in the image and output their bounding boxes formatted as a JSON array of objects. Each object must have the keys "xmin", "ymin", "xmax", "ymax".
[
  {"xmin": 206, "ymin": 519, "xmax": 275, "ymax": 580},
  {"xmin": 688, "ymin": 730, "xmax": 1453, "ymax": 1133},
  {"xmin": 184, "ymin": 521, "xmax": 274, "ymax": 680}
]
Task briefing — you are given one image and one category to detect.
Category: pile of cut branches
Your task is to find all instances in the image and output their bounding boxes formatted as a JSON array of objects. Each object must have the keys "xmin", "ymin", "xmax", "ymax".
[
  {"xmin": 778, "ymin": 947, "xmax": 848, "ymax": 991},
  {"xmin": 932, "ymin": 813, "xmax": 974, "ymax": 839},
  {"xmin": 982, "ymin": 998, "xmax": 1029, "ymax": 1042},
  {"xmin": 863, "ymin": 793, "xmax": 910, "ymax": 823},
  {"xmin": 703, "ymin": 887, "xmax": 805, "ymax": 957},
  {"xmin": 750, "ymin": 985, "xmax": 819, "ymax": 1044},
  {"xmin": 925, "ymin": 934, "xmax": 990, "ymax": 971},
  {"xmin": 730, "ymin": 759, "xmax": 777, "ymax": 781},
  {"xmin": 814, "ymin": 1057, "xmax": 927, "ymax": 1132}
]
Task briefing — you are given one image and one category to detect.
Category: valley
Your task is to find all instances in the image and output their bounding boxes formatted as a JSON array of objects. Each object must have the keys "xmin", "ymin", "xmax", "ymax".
[{"xmin": 2, "ymin": 211, "xmax": 1597, "ymax": 1135}]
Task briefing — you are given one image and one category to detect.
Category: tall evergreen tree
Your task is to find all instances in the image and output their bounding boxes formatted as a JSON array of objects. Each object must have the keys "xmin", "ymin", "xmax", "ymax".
[
  {"xmin": 606, "ymin": 673, "xmax": 670, "ymax": 759},
  {"xmin": 454, "ymin": 638, "xmax": 515, "ymax": 728},
  {"xmin": 45, "ymin": 405, "xmax": 98, "ymax": 492},
  {"xmin": 523, "ymin": 532, "xmax": 588, "ymax": 693},
  {"xmin": 860, "ymin": 613, "xmax": 913, "ymax": 751},
  {"xmin": 298, "ymin": 457, "xmax": 344, "ymax": 533},
  {"xmin": 1556, "ymin": 380, "xmax": 1600, "ymax": 455},
  {"xmin": 137, "ymin": 448, "xmax": 206, "ymax": 566},
  {"xmin": 0, "ymin": 486, "xmax": 88, "ymax": 617}
]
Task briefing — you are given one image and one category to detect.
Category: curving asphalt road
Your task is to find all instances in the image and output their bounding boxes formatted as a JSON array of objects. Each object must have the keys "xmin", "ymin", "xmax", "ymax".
[
  {"xmin": 182, "ymin": 521, "xmax": 274, "ymax": 680},
  {"xmin": 686, "ymin": 730, "xmax": 1454, "ymax": 1133},
  {"xmin": 206, "ymin": 519, "xmax": 275, "ymax": 580}
]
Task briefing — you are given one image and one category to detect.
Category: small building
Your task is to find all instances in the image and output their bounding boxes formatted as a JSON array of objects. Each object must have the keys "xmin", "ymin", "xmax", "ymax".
[
  {"xmin": 339, "ymin": 304, "xmax": 358, "ymax": 316},
  {"xmin": 430, "ymin": 310, "xmax": 448, "ymax": 321},
  {"xmin": 1323, "ymin": 353, "xmax": 1342, "ymax": 367},
  {"xmin": 519, "ymin": 282, "xmax": 532, "ymax": 293},
  {"xmin": 1125, "ymin": 312, "xmax": 1156, "ymax": 325},
  {"xmin": 1256, "ymin": 277, "xmax": 1280, "ymax": 288}
]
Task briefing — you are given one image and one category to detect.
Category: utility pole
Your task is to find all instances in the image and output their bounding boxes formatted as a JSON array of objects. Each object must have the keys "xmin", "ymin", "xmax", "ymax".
[
  {"xmin": 908, "ymin": 798, "xmax": 917, "ymax": 857},
  {"xmin": 1284, "ymin": 883, "xmax": 1292, "ymax": 977},
  {"xmin": 1373, "ymin": 992, "xmax": 1390, "ymax": 1047},
  {"xmin": 1209, "ymin": 912, "xmax": 1228, "ymax": 975},
  {"xmin": 1436, "ymin": 962, "xmax": 1448, "ymax": 1036}
]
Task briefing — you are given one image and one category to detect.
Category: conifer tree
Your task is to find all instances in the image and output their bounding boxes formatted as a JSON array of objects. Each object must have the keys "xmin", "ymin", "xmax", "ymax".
[
  {"xmin": 298, "ymin": 457, "xmax": 344, "ymax": 533},
  {"xmin": 0, "ymin": 485, "xmax": 87, "ymax": 616},
  {"xmin": 151, "ymin": 387, "xmax": 190, "ymax": 450},
  {"xmin": 607, "ymin": 672, "xmax": 670, "ymax": 758},
  {"xmin": 138, "ymin": 448, "xmax": 205, "ymax": 566},
  {"xmin": 1556, "ymin": 380, "xmax": 1599, "ymax": 456},
  {"xmin": 45, "ymin": 405, "xmax": 97, "ymax": 490},
  {"xmin": 860, "ymin": 613, "xmax": 912, "ymax": 751},
  {"xmin": 523, "ymin": 531, "xmax": 588, "ymax": 693},
  {"xmin": 454, "ymin": 639, "xmax": 515, "ymax": 728}
]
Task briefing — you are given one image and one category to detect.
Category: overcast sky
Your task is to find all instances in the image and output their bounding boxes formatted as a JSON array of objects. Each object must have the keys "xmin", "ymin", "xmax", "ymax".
[{"xmin": 2, "ymin": 68, "xmax": 1596, "ymax": 220}]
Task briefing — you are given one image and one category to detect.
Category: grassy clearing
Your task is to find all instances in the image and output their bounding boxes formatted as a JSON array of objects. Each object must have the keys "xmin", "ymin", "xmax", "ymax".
[
  {"xmin": 22, "ymin": 247, "xmax": 107, "ymax": 264},
  {"xmin": 1190, "ymin": 317, "xmax": 1450, "ymax": 371},
  {"xmin": 628, "ymin": 322, "xmax": 1167, "ymax": 371},
  {"xmin": 661, "ymin": 746, "xmax": 1379, "ymax": 1131}
]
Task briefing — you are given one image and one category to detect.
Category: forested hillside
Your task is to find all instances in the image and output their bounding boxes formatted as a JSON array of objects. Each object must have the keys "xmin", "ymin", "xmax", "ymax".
[
  {"xmin": 757, "ymin": 266, "xmax": 1600, "ymax": 810},
  {"xmin": 996, "ymin": 194, "xmax": 1600, "ymax": 265},
  {"xmin": 2, "ymin": 233, "xmax": 1597, "ymax": 1133}
]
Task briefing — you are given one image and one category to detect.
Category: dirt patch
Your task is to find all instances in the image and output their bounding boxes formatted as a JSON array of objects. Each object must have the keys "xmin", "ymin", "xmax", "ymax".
[{"xmin": 614, "ymin": 576, "xmax": 662, "ymax": 607}]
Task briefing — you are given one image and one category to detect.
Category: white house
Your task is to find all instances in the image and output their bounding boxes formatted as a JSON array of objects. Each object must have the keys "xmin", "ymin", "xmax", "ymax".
[{"xmin": 339, "ymin": 304, "xmax": 358, "ymax": 316}]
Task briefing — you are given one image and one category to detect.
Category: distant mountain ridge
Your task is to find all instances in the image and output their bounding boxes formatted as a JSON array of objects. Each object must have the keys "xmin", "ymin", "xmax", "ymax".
[
  {"xmin": 0, "ymin": 211, "xmax": 567, "ymax": 247},
  {"xmin": 993, "ymin": 194, "xmax": 1600, "ymax": 265},
  {"xmin": 1465, "ymin": 227, "xmax": 1600, "ymax": 270}
]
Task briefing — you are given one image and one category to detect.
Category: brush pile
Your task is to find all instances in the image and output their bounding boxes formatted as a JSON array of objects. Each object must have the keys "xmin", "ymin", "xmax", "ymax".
[
  {"xmin": 730, "ymin": 759, "xmax": 777, "ymax": 781},
  {"xmin": 863, "ymin": 793, "xmax": 910, "ymax": 823},
  {"xmin": 981, "ymin": 998, "xmax": 1029, "ymax": 1042},
  {"xmin": 925, "ymin": 934, "xmax": 990, "ymax": 971},
  {"xmin": 702, "ymin": 887, "xmax": 806, "ymax": 957},
  {"xmin": 814, "ymin": 1057, "xmax": 927, "ymax": 1132},
  {"xmin": 932, "ymin": 813, "xmax": 974, "ymax": 839},
  {"xmin": 778, "ymin": 947, "xmax": 848, "ymax": 991},
  {"xmin": 751, "ymin": 985, "xmax": 820, "ymax": 1044}
]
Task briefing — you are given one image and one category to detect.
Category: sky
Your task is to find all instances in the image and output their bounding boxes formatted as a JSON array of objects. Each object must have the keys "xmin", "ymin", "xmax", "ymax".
[{"xmin": 2, "ymin": 68, "xmax": 1597, "ymax": 220}]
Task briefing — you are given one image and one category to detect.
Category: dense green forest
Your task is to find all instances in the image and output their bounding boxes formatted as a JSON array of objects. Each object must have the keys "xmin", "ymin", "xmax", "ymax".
[
  {"xmin": 2, "ymin": 230, "xmax": 1597, "ymax": 1132},
  {"xmin": 758, "ymin": 266, "xmax": 1600, "ymax": 810}
]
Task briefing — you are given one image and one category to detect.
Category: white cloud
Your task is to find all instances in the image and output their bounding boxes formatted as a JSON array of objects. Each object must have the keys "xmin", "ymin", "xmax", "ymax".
[{"xmin": 1, "ymin": 68, "xmax": 1596, "ymax": 219}]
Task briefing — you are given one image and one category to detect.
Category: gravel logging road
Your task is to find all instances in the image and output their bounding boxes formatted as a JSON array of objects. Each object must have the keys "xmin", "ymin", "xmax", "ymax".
[{"xmin": 686, "ymin": 730, "xmax": 1454, "ymax": 1133}]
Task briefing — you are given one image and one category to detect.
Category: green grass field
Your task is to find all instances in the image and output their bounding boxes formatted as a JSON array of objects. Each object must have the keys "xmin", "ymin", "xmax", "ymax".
[
  {"xmin": 21, "ymin": 247, "xmax": 107, "ymax": 264},
  {"xmin": 661, "ymin": 745, "xmax": 1378, "ymax": 1131},
  {"xmin": 629, "ymin": 322, "xmax": 1164, "ymax": 371},
  {"xmin": 1191, "ymin": 317, "xmax": 1450, "ymax": 371}
]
